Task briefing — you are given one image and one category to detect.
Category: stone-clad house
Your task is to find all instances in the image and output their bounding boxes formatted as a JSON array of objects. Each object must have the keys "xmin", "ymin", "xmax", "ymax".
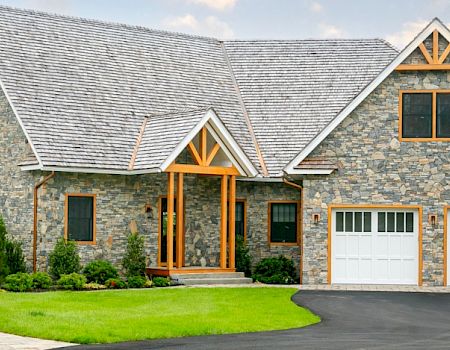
[{"xmin": 1, "ymin": 6, "xmax": 450, "ymax": 286}]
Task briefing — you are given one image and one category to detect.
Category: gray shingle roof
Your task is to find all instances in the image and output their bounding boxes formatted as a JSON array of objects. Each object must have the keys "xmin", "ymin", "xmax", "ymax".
[
  {"xmin": 0, "ymin": 5, "xmax": 400, "ymax": 176},
  {"xmin": 223, "ymin": 40, "xmax": 398, "ymax": 175}
]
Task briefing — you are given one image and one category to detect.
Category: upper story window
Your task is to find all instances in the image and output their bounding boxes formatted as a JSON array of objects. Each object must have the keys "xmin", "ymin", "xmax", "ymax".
[{"xmin": 400, "ymin": 91, "xmax": 450, "ymax": 140}]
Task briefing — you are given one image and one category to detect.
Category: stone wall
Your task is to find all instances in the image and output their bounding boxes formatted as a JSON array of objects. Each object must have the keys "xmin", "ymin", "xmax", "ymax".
[{"xmin": 302, "ymin": 69, "xmax": 450, "ymax": 286}]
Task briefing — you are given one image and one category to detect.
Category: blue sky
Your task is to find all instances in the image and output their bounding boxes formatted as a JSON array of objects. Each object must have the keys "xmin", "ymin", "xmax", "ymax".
[{"xmin": 1, "ymin": 0, "xmax": 449, "ymax": 48}]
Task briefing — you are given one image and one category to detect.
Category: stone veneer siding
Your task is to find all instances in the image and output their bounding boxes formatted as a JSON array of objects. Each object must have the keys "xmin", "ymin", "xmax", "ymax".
[{"xmin": 302, "ymin": 70, "xmax": 450, "ymax": 286}]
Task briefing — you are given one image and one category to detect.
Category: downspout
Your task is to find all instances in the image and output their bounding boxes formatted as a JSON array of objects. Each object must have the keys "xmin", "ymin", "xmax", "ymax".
[
  {"xmin": 33, "ymin": 171, "xmax": 55, "ymax": 272},
  {"xmin": 282, "ymin": 178, "xmax": 303, "ymax": 285}
]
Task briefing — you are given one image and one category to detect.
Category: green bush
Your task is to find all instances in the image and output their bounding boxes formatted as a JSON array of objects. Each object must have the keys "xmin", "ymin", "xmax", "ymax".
[
  {"xmin": 252, "ymin": 256, "xmax": 296, "ymax": 284},
  {"xmin": 152, "ymin": 277, "xmax": 170, "ymax": 287},
  {"xmin": 0, "ymin": 217, "xmax": 7, "ymax": 280},
  {"xmin": 235, "ymin": 236, "xmax": 252, "ymax": 277},
  {"xmin": 2, "ymin": 272, "xmax": 33, "ymax": 292},
  {"xmin": 57, "ymin": 273, "xmax": 86, "ymax": 290},
  {"xmin": 83, "ymin": 260, "xmax": 119, "ymax": 284},
  {"xmin": 122, "ymin": 232, "xmax": 146, "ymax": 277},
  {"xmin": 0, "ymin": 216, "xmax": 26, "ymax": 281},
  {"xmin": 105, "ymin": 278, "xmax": 127, "ymax": 289},
  {"xmin": 31, "ymin": 272, "xmax": 53, "ymax": 289},
  {"xmin": 49, "ymin": 238, "xmax": 81, "ymax": 279},
  {"xmin": 127, "ymin": 276, "xmax": 146, "ymax": 288},
  {"xmin": 83, "ymin": 283, "xmax": 107, "ymax": 290}
]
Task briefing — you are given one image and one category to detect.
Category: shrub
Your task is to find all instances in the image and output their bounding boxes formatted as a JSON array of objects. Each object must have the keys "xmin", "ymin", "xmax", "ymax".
[
  {"xmin": 105, "ymin": 278, "xmax": 127, "ymax": 289},
  {"xmin": 152, "ymin": 276, "xmax": 170, "ymax": 287},
  {"xmin": 127, "ymin": 276, "xmax": 146, "ymax": 288},
  {"xmin": 122, "ymin": 232, "xmax": 146, "ymax": 277},
  {"xmin": 2, "ymin": 272, "xmax": 33, "ymax": 292},
  {"xmin": 144, "ymin": 279, "xmax": 153, "ymax": 288},
  {"xmin": 31, "ymin": 272, "xmax": 53, "ymax": 289},
  {"xmin": 83, "ymin": 260, "xmax": 119, "ymax": 284},
  {"xmin": 0, "ymin": 216, "xmax": 26, "ymax": 281},
  {"xmin": 235, "ymin": 236, "xmax": 252, "ymax": 277},
  {"xmin": 49, "ymin": 238, "xmax": 81, "ymax": 279},
  {"xmin": 57, "ymin": 273, "xmax": 86, "ymax": 290},
  {"xmin": 0, "ymin": 216, "xmax": 9, "ymax": 280},
  {"xmin": 83, "ymin": 283, "xmax": 107, "ymax": 290},
  {"xmin": 252, "ymin": 256, "xmax": 296, "ymax": 284}
]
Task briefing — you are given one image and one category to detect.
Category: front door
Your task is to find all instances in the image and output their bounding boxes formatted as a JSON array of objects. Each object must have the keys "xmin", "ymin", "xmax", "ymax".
[{"xmin": 159, "ymin": 197, "xmax": 176, "ymax": 265}]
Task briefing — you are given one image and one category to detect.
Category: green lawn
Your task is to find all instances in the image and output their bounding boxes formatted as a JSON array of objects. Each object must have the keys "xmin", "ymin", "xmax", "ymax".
[{"xmin": 0, "ymin": 287, "xmax": 319, "ymax": 344}]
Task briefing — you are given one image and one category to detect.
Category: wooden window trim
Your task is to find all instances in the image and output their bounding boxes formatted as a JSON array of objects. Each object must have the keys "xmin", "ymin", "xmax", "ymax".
[
  {"xmin": 64, "ymin": 193, "xmax": 97, "ymax": 245},
  {"xmin": 268, "ymin": 200, "xmax": 301, "ymax": 246},
  {"xmin": 399, "ymin": 89, "xmax": 450, "ymax": 142}
]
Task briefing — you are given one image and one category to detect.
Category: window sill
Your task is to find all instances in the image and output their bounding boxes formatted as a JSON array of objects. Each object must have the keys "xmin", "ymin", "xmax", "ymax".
[
  {"xmin": 269, "ymin": 242, "xmax": 299, "ymax": 247},
  {"xmin": 74, "ymin": 241, "xmax": 96, "ymax": 246},
  {"xmin": 400, "ymin": 137, "xmax": 450, "ymax": 142}
]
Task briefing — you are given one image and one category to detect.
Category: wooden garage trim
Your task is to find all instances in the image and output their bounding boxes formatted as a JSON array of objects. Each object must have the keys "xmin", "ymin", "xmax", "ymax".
[
  {"xmin": 327, "ymin": 204, "xmax": 423, "ymax": 286},
  {"xmin": 444, "ymin": 206, "xmax": 449, "ymax": 286}
]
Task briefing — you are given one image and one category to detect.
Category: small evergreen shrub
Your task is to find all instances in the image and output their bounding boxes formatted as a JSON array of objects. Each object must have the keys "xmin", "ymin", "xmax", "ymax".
[
  {"xmin": 83, "ymin": 283, "xmax": 107, "ymax": 290},
  {"xmin": 122, "ymin": 232, "xmax": 146, "ymax": 277},
  {"xmin": 0, "ymin": 217, "xmax": 7, "ymax": 281},
  {"xmin": 105, "ymin": 278, "xmax": 127, "ymax": 289},
  {"xmin": 83, "ymin": 260, "xmax": 119, "ymax": 284},
  {"xmin": 127, "ymin": 276, "xmax": 146, "ymax": 288},
  {"xmin": 252, "ymin": 256, "xmax": 296, "ymax": 284},
  {"xmin": 57, "ymin": 273, "xmax": 86, "ymax": 290},
  {"xmin": 235, "ymin": 236, "xmax": 252, "ymax": 277},
  {"xmin": 31, "ymin": 272, "xmax": 53, "ymax": 289},
  {"xmin": 0, "ymin": 216, "xmax": 26, "ymax": 281},
  {"xmin": 2, "ymin": 272, "xmax": 33, "ymax": 292},
  {"xmin": 49, "ymin": 238, "xmax": 81, "ymax": 279},
  {"xmin": 152, "ymin": 277, "xmax": 170, "ymax": 287},
  {"xmin": 144, "ymin": 279, "xmax": 153, "ymax": 288}
]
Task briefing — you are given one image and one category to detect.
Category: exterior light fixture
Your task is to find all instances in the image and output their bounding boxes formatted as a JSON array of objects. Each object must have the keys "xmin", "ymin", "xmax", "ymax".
[
  {"xmin": 145, "ymin": 204, "xmax": 153, "ymax": 219},
  {"xmin": 313, "ymin": 213, "xmax": 320, "ymax": 224},
  {"xmin": 428, "ymin": 214, "xmax": 437, "ymax": 227}
]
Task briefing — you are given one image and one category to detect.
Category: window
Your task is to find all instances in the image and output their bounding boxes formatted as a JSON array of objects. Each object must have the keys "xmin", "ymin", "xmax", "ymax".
[
  {"xmin": 335, "ymin": 211, "xmax": 371, "ymax": 232},
  {"xmin": 227, "ymin": 200, "xmax": 246, "ymax": 240},
  {"xmin": 65, "ymin": 194, "xmax": 96, "ymax": 243},
  {"xmin": 269, "ymin": 202, "xmax": 299, "ymax": 244},
  {"xmin": 377, "ymin": 211, "xmax": 414, "ymax": 233},
  {"xmin": 400, "ymin": 91, "xmax": 450, "ymax": 140},
  {"xmin": 159, "ymin": 197, "xmax": 177, "ymax": 264}
]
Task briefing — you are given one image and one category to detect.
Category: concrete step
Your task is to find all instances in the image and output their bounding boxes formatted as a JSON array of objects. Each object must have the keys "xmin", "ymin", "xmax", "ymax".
[
  {"xmin": 180, "ymin": 277, "xmax": 253, "ymax": 285},
  {"xmin": 171, "ymin": 272, "xmax": 246, "ymax": 280}
]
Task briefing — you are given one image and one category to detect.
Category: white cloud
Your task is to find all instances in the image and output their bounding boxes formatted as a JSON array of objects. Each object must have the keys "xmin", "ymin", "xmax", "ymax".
[
  {"xmin": 385, "ymin": 20, "xmax": 429, "ymax": 49},
  {"xmin": 187, "ymin": 0, "xmax": 237, "ymax": 11},
  {"xmin": 310, "ymin": 1, "xmax": 323, "ymax": 13},
  {"xmin": 23, "ymin": 0, "xmax": 73, "ymax": 15},
  {"xmin": 318, "ymin": 22, "xmax": 345, "ymax": 39},
  {"xmin": 163, "ymin": 14, "xmax": 234, "ymax": 39}
]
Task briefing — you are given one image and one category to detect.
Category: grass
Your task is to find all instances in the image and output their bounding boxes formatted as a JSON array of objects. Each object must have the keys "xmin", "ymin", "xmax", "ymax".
[{"xmin": 0, "ymin": 287, "xmax": 319, "ymax": 344}]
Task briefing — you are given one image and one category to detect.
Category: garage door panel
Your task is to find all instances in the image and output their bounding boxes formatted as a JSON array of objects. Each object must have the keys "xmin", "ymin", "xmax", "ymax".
[{"xmin": 332, "ymin": 208, "xmax": 419, "ymax": 285}]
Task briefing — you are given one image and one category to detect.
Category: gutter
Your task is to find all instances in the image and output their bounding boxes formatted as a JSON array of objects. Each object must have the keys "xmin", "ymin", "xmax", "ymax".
[
  {"xmin": 282, "ymin": 178, "xmax": 303, "ymax": 285},
  {"xmin": 33, "ymin": 171, "xmax": 55, "ymax": 272}
]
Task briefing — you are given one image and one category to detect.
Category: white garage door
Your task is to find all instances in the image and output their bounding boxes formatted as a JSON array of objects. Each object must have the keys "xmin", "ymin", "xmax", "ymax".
[{"xmin": 331, "ymin": 208, "xmax": 419, "ymax": 285}]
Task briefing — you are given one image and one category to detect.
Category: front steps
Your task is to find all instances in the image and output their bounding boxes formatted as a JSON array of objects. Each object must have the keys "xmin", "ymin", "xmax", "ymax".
[{"xmin": 170, "ymin": 272, "xmax": 252, "ymax": 285}]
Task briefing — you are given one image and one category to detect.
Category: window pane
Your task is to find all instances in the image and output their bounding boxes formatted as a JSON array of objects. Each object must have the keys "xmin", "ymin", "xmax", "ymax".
[
  {"xmin": 378, "ymin": 212, "xmax": 385, "ymax": 232},
  {"xmin": 336, "ymin": 212, "xmax": 344, "ymax": 232},
  {"xmin": 387, "ymin": 212, "xmax": 395, "ymax": 232},
  {"xmin": 364, "ymin": 212, "xmax": 372, "ymax": 232},
  {"xmin": 345, "ymin": 212, "xmax": 353, "ymax": 232},
  {"xmin": 271, "ymin": 204, "xmax": 297, "ymax": 243},
  {"xmin": 68, "ymin": 196, "xmax": 94, "ymax": 242},
  {"xmin": 354, "ymin": 212, "xmax": 362, "ymax": 232},
  {"xmin": 396, "ymin": 212, "xmax": 405, "ymax": 232},
  {"xmin": 235, "ymin": 202, "xmax": 245, "ymax": 238},
  {"xmin": 437, "ymin": 93, "xmax": 450, "ymax": 138},
  {"xmin": 406, "ymin": 212, "xmax": 414, "ymax": 232},
  {"xmin": 402, "ymin": 93, "xmax": 432, "ymax": 138}
]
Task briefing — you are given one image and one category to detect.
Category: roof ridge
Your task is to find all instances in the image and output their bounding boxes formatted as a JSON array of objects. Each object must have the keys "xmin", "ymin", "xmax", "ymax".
[
  {"xmin": 0, "ymin": 5, "xmax": 218, "ymax": 42},
  {"xmin": 145, "ymin": 106, "xmax": 213, "ymax": 119}
]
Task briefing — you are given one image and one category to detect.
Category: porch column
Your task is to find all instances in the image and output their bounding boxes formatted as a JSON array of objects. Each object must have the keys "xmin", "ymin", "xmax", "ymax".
[
  {"xmin": 220, "ymin": 175, "xmax": 228, "ymax": 268},
  {"xmin": 176, "ymin": 173, "xmax": 184, "ymax": 268},
  {"xmin": 228, "ymin": 175, "xmax": 236, "ymax": 269},
  {"xmin": 167, "ymin": 172, "xmax": 175, "ymax": 270}
]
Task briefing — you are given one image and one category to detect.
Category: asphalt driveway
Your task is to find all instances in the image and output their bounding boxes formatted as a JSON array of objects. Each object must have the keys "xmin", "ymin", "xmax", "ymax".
[{"xmin": 65, "ymin": 290, "xmax": 450, "ymax": 350}]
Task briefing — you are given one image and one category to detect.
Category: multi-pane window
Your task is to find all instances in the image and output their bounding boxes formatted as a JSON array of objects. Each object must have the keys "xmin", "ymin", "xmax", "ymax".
[
  {"xmin": 378, "ymin": 212, "xmax": 414, "ymax": 233},
  {"xmin": 401, "ymin": 91, "xmax": 450, "ymax": 139},
  {"xmin": 227, "ymin": 200, "xmax": 246, "ymax": 240},
  {"xmin": 335, "ymin": 211, "xmax": 372, "ymax": 232},
  {"xmin": 269, "ymin": 202, "xmax": 298, "ymax": 244},
  {"xmin": 66, "ymin": 195, "xmax": 95, "ymax": 242}
]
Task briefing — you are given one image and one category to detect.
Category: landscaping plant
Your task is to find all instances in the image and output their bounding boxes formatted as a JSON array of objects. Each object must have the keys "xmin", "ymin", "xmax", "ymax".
[
  {"xmin": 235, "ymin": 235, "xmax": 252, "ymax": 277},
  {"xmin": 31, "ymin": 272, "xmax": 53, "ymax": 289},
  {"xmin": 127, "ymin": 276, "xmax": 146, "ymax": 288},
  {"xmin": 252, "ymin": 255, "xmax": 296, "ymax": 284},
  {"xmin": 0, "ymin": 216, "xmax": 26, "ymax": 281},
  {"xmin": 83, "ymin": 283, "xmax": 107, "ymax": 290},
  {"xmin": 122, "ymin": 232, "xmax": 146, "ymax": 277},
  {"xmin": 83, "ymin": 260, "xmax": 119, "ymax": 284},
  {"xmin": 2, "ymin": 272, "xmax": 33, "ymax": 292},
  {"xmin": 57, "ymin": 273, "xmax": 86, "ymax": 290},
  {"xmin": 152, "ymin": 276, "xmax": 170, "ymax": 287},
  {"xmin": 49, "ymin": 238, "xmax": 81, "ymax": 279},
  {"xmin": 105, "ymin": 278, "xmax": 127, "ymax": 289}
]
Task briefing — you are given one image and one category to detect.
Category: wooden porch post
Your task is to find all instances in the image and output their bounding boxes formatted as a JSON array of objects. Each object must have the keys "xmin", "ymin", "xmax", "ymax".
[
  {"xmin": 176, "ymin": 173, "xmax": 184, "ymax": 268},
  {"xmin": 228, "ymin": 175, "xmax": 236, "ymax": 269},
  {"xmin": 167, "ymin": 172, "xmax": 175, "ymax": 270},
  {"xmin": 220, "ymin": 175, "xmax": 228, "ymax": 268}
]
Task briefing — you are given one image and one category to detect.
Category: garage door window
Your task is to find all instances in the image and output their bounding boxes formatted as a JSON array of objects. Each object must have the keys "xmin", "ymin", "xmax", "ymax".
[
  {"xmin": 335, "ymin": 211, "xmax": 371, "ymax": 232},
  {"xmin": 378, "ymin": 212, "xmax": 414, "ymax": 232}
]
